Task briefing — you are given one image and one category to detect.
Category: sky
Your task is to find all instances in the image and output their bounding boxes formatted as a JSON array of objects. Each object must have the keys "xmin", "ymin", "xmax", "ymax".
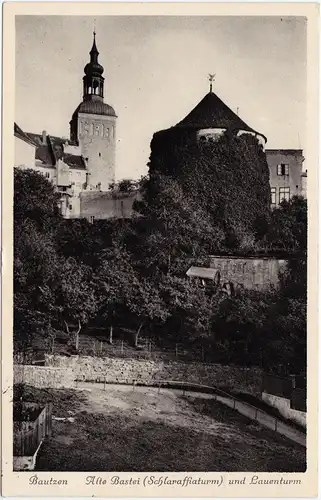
[{"xmin": 15, "ymin": 16, "xmax": 307, "ymax": 181}]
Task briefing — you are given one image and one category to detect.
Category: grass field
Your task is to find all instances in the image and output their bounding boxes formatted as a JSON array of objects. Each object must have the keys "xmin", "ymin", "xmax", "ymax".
[{"xmin": 14, "ymin": 384, "xmax": 306, "ymax": 472}]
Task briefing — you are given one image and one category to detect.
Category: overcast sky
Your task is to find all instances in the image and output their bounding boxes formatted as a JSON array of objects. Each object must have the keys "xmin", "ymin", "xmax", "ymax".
[{"xmin": 15, "ymin": 15, "xmax": 307, "ymax": 181}]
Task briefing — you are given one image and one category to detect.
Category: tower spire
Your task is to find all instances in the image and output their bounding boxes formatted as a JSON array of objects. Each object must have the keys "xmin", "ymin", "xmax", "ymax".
[
  {"xmin": 83, "ymin": 31, "xmax": 104, "ymax": 101},
  {"xmin": 90, "ymin": 29, "xmax": 99, "ymax": 60},
  {"xmin": 208, "ymin": 73, "xmax": 215, "ymax": 93}
]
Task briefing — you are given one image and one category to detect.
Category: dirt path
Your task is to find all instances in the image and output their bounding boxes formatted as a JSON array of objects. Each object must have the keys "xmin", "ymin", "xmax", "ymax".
[
  {"xmin": 34, "ymin": 383, "xmax": 306, "ymax": 472},
  {"xmin": 74, "ymin": 382, "xmax": 305, "ymax": 446},
  {"xmin": 74, "ymin": 384, "xmax": 238, "ymax": 438}
]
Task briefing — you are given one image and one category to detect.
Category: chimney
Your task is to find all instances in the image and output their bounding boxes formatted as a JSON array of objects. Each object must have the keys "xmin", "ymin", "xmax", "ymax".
[{"xmin": 42, "ymin": 130, "xmax": 47, "ymax": 144}]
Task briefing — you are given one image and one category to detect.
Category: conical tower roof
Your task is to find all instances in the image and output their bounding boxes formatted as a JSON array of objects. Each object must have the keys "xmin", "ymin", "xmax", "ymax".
[{"xmin": 175, "ymin": 91, "xmax": 266, "ymax": 141}]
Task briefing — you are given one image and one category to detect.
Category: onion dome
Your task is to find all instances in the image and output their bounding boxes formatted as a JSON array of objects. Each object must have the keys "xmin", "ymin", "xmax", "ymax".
[{"xmin": 84, "ymin": 32, "xmax": 104, "ymax": 76}]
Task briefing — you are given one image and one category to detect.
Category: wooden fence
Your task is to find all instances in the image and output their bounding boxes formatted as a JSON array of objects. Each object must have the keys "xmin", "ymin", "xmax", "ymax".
[{"xmin": 13, "ymin": 402, "xmax": 53, "ymax": 457}]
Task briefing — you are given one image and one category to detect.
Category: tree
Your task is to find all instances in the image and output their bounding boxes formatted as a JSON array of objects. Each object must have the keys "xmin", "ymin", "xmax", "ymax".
[
  {"xmin": 14, "ymin": 217, "xmax": 63, "ymax": 352},
  {"xmin": 57, "ymin": 258, "xmax": 98, "ymax": 350},
  {"xmin": 263, "ymin": 196, "xmax": 307, "ymax": 255},
  {"xmin": 95, "ymin": 243, "xmax": 168, "ymax": 346},
  {"xmin": 14, "ymin": 169, "xmax": 100, "ymax": 352},
  {"xmin": 213, "ymin": 289, "xmax": 271, "ymax": 365},
  {"xmin": 158, "ymin": 275, "xmax": 223, "ymax": 346},
  {"xmin": 133, "ymin": 174, "xmax": 224, "ymax": 277},
  {"xmin": 14, "ymin": 168, "xmax": 61, "ymax": 233}
]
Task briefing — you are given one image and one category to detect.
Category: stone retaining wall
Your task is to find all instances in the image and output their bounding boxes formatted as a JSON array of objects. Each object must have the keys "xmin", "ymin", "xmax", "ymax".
[
  {"xmin": 14, "ymin": 365, "xmax": 75, "ymax": 389},
  {"xmin": 44, "ymin": 355, "xmax": 262, "ymax": 395},
  {"xmin": 209, "ymin": 255, "xmax": 288, "ymax": 290}
]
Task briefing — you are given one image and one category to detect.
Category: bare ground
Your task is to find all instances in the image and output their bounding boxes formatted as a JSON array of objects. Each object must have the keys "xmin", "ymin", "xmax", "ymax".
[{"xmin": 15, "ymin": 384, "xmax": 306, "ymax": 472}]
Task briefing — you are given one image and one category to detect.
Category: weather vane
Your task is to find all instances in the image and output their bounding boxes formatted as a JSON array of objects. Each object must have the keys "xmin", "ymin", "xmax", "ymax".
[
  {"xmin": 93, "ymin": 18, "xmax": 96, "ymax": 37},
  {"xmin": 208, "ymin": 73, "xmax": 216, "ymax": 92}
]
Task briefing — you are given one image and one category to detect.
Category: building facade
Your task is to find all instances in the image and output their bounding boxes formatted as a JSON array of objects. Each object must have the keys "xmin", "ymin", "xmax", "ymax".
[{"xmin": 265, "ymin": 149, "xmax": 306, "ymax": 207}]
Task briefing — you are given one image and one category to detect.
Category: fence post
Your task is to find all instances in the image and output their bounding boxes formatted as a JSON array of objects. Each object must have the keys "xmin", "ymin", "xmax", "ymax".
[
  {"xmin": 233, "ymin": 398, "xmax": 236, "ymax": 410},
  {"xmin": 48, "ymin": 403, "xmax": 53, "ymax": 438},
  {"xmin": 158, "ymin": 383, "xmax": 161, "ymax": 394},
  {"xmin": 175, "ymin": 344, "xmax": 178, "ymax": 358},
  {"xmin": 37, "ymin": 419, "xmax": 40, "ymax": 448},
  {"xmin": 21, "ymin": 429, "xmax": 24, "ymax": 457},
  {"xmin": 100, "ymin": 341, "xmax": 103, "ymax": 353},
  {"xmin": 255, "ymin": 408, "xmax": 258, "ymax": 420},
  {"xmin": 104, "ymin": 376, "xmax": 106, "ymax": 391}
]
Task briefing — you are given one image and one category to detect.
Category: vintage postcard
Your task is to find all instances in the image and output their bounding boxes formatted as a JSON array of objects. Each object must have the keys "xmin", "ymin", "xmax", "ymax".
[{"xmin": 1, "ymin": 1, "xmax": 319, "ymax": 497}]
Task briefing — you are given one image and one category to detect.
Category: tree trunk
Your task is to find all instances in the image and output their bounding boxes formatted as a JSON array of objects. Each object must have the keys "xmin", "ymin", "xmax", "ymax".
[
  {"xmin": 75, "ymin": 321, "xmax": 81, "ymax": 351},
  {"xmin": 134, "ymin": 323, "xmax": 143, "ymax": 348},
  {"xmin": 167, "ymin": 253, "xmax": 171, "ymax": 276}
]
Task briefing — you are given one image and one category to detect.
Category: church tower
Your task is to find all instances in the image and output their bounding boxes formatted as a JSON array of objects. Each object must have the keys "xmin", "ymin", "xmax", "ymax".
[{"xmin": 70, "ymin": 32, "xmax": 117, "ymax": 191}]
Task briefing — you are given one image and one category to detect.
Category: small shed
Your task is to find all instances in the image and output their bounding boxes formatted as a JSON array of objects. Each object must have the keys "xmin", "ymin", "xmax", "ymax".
[{"xmin": 186, "ymin": 266, "xmax": 220, "ymax": 282}]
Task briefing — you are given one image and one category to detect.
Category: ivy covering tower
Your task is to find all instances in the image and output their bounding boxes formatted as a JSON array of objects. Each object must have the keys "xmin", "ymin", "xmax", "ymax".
[{"xmin": 137, "ymin": 79, "xmax": 271, "ymax": 263}]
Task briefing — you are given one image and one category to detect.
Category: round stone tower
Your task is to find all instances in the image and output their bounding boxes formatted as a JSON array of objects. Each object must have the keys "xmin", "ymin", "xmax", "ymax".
[{"xmin": 70, "ymin": 32, "xmax": 117, "ymax": 191}]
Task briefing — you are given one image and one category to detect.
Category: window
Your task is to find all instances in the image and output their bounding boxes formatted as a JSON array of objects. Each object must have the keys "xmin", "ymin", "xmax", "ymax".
[
  {"xmin": 271, "ymin": 188, "xmax": 276, "ymax": 206},
  {"xmin": 279, "ymin": 187, "xmax": 290, "ymax": 203},
  {"xmin": 89, "ymin": 216, "xmax": 95, "ymax": 224},
  {"xmin": 69, "ymin": 204, "xmax": 72, "ymax": 210},
  {"xmin": 98, "ymin": 152, "xmax": 101, "ymax": 157},
  {"xmin": 45, "ymin": 172, "xmax": 50, "ymax": 178},
  {"xmin": 277, "ymin": 164, "xmax": 289, "ymax": 176}
]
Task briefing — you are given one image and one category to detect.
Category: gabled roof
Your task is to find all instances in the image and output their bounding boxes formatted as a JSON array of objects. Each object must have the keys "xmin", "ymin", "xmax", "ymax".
[
  {"xmin": 25, "ymin": 132, "xmax": 86, "ymax": 170},
  {"xmin": 175, "ymin": 91, "xmax": 265, "ymax": 140},
  {"xmin": 26, "ymin": 133, "xmax": 56, "ymax": 166},
  {"xmin": 14, "ymin": 123, "xmax": 37, "ymax": 147}
]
